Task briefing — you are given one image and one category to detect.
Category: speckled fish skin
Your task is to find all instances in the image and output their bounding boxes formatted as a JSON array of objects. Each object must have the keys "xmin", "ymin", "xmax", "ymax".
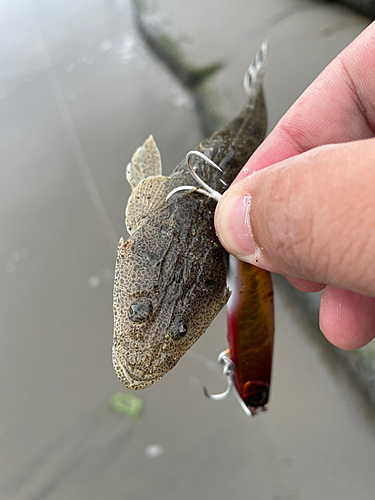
[{"xmin": 113, "ymin": 44, "xmax": 268, "ymax": 390}]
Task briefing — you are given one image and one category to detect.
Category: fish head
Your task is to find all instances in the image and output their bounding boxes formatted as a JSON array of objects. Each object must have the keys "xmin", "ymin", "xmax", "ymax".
[{"xmin": 112, "ymin": 206, "xmax": 230, "ymax": 389}]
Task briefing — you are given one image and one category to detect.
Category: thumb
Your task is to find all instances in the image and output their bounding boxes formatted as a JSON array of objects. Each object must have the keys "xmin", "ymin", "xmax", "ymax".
[{"xmin": 215, "ymin": 138, "xmax": 375, "ymax": 297}]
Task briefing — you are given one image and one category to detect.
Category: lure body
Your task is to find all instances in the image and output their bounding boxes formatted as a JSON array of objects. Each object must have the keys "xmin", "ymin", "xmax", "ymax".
[
  {"xmin": 113, "ymin": 44, "xmax": 268, "ymax": 390},
  {"xmin": 227, "ymin": 256, "xmax": 274, "ymax": 411}
]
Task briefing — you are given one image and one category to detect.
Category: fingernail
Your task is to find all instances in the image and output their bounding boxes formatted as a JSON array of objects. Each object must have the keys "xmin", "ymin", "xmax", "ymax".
[{"xmin": 215, "ymin": 194, "xmax": 256, "ymax": 257}]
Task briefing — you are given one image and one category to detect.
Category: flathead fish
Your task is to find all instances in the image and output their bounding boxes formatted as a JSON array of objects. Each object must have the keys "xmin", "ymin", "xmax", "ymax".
[{"xmin": 113, "ymin": 43, "xmax": 268, "ymax": 389}]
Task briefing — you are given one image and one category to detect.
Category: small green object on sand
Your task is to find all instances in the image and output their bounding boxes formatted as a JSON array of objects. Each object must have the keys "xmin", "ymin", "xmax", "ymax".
[{"xmin": 109, "ymin": 392, "xmax": 144, "ymax": 419}]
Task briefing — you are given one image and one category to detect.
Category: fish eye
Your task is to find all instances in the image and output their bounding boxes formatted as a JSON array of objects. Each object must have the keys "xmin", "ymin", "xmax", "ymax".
[
  {"xmin": 128, "ymin": 297, "xmax": 153, "ymax": 323},
  {"xmin": 170, "ymin": 321, "xmax": 188, "ymax": 341}
]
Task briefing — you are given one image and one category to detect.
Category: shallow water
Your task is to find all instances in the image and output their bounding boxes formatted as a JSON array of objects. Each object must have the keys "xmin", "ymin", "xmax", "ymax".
[{"xmin": 0, "ymin": 1, "xmax": 374, "ymax": 499}]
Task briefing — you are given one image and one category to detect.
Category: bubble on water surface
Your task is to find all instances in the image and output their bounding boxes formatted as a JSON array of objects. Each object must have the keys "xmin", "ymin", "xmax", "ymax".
[
  {"xmin": 172, "ymin": 92, "xmax": 190, "ymax": 108},
  {"xmin": 85, "ymin": 55, "xmax": 95, "ymax": 65},
  {"xmin": 76, "ymin": 54, "xmax": 87, "ymax": 64},
  {"xmin": 145, "ymin": 444, "xmax": 163, "ymax": 459},
  {"xmin": 99, "ymin": 39, "xmax": 113, "ymax": 53},
  {"xmin": 64, "ymin": 63, "xmax": 75, "ymax": 73},
  {"xmin": 117, "ymin": 36, "xmax": 135, "ymax": 64},
  {"xmin": 87, "ymin": 275, "xmax": 100, "ymax": 289},
  {"xmin": 102, "ymin": 268, "xmax": 113, "ymax": 281}
]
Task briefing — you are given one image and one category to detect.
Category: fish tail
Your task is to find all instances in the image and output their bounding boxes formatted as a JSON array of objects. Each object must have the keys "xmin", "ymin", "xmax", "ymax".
[{"xmin": 243, "ymin": 41, "xmax": 268, "ymax": 96}]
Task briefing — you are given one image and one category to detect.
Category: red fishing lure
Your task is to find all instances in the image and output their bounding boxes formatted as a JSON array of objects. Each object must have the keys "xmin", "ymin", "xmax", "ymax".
[{"xmin": 204, "ymin": 256, "xmax": 274, "ymax": 416}]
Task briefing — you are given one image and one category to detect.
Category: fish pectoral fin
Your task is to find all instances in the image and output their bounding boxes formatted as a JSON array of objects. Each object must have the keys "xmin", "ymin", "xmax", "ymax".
[
  {"xmin": 126, "ymin": 135, "xmax": 162, "ymax": 190},
  {"xmin": 125, "ymin": 175, "xmax": 173, "ymax": 233}
]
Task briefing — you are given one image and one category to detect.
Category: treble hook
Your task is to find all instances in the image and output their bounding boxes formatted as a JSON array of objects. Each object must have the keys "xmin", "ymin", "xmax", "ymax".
[
  {"xmin": 203, "ymin": 351, "xmax": 235, "ymax": 401},
  {"xmin": 203, "ymin": 351, "xmax": 266, "ymax": 417},
  {"xmin": 165, "ymin": 151, "xmax": 223, "ymax": 202}
]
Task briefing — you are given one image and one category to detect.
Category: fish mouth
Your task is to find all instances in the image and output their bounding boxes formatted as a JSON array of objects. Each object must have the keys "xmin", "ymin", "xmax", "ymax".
[{"xmin": 112, "ymin": 349, "xmax": 159, "ymax": 390}]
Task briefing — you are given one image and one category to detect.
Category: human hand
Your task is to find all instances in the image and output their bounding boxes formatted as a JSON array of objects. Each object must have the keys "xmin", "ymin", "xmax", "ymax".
[{"xmin": 215, "ymin": 22, "xmax": 375, "ymax": 350}]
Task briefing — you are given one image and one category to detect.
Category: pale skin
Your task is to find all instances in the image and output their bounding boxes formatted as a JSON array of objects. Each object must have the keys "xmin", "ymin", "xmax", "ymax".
[{"xmin": 215, "ymin": 22, "xmax": 375, "ymax": 351}]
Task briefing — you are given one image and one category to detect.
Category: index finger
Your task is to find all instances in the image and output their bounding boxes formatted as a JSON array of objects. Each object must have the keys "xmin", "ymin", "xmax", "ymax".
[{"xmin": 236, "ymin": 21, "xmax": 375, "ymax": 181}]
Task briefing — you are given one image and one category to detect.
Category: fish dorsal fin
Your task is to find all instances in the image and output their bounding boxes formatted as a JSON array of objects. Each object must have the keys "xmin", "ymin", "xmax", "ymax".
[
  {"xmin": 126, "ymin": 135, "xmax": 162, "ymax": 190},
  {"xmin": 125, "ymin": 175, "xmax": 172, "ymax": 234}
]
